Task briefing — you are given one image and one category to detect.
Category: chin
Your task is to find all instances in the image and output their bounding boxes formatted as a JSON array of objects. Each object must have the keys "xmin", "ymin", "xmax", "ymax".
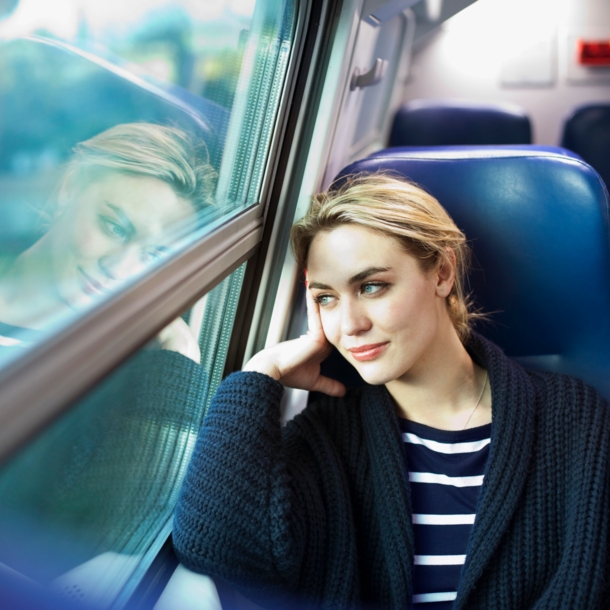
[
  {"xmin": 351, "ymin": 362, "xmax": 398, "ymax": 386},
  {"xmin": 59, "ymin": 286, "xmax": 94, "ymax": 311}
]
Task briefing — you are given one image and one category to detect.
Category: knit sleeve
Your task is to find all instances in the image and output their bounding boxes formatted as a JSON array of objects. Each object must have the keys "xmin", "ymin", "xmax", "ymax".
[
  {"xmin": 0, "ymin": 349, "xmax": 208, "ymax": 581},
  {"xmin": 172, "ymin": 371, "xmax": 308, "ymax": 598}
]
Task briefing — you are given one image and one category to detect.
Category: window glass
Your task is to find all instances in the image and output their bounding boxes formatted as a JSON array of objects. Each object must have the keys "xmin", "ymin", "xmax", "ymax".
[
  {"xmin": 0, "ymin": 0, "xmax": 296, "ymax": 370},
  {"xmin": 0, "ymin": 263, "xmax": 246, "ymax": 608}
]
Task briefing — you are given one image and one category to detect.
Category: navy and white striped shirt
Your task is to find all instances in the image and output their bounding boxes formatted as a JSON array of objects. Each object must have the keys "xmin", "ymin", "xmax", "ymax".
[{"xmin": 398, "ymin": 418, "xmax": 491, "ymax": 610}]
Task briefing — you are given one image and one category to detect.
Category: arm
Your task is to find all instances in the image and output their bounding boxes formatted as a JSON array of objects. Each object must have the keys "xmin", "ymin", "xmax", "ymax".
[
  {"xmin": 173, "ymin": 372, "xmax": 297, "ymax": 590},
  {"xmin": 172, "ymin": 370, "xmax": 348, "ymax": 606},
  {"xmin": 0, "ymin": 348, "xmax": 208, "ymax": 582},
  {"xmin": 172, "ymin": 287, "xmax": 345, "ymax": 601}
]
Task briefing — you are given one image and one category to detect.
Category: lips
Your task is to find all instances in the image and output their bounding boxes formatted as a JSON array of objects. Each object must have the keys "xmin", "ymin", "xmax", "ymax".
[
  {"xmin": 347, "ymin": 342, "xmax": 389, "ymax": 362},
  {"xmin": 78, "ymin": 267, "xmax": 108, "ymax": 296}
]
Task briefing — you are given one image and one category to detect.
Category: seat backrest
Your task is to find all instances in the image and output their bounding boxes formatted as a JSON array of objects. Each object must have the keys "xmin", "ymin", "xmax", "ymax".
[
  {"xmin": 329, "ymin": 146, "xmax": 610, "ymax": 400},
  {"xmin": 560, "ymin": 104, "xmax": 610, "ymax": 189},
  {"xmin": 389, "ymin": 100, "xmax": 532, "ymax": 147}
]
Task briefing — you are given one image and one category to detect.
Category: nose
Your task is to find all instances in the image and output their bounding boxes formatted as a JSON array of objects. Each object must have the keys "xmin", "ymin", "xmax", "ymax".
[
  {"xmin": 340, "ymin": 298, "xmax": 372, "ymax": 336},
  {"xmin": 99, "ymin": 246, "xmax": 148, "ymax": 282}
]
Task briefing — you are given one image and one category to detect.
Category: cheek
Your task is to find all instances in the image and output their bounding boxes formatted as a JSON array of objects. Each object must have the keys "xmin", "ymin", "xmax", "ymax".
[
  {"xmin": 70, "ymin": 215, "xmax": 115, "ymax": 263},
  {"xmin": 319, "ymin": 309, "xmax": 341, "ymax": 344},
  {"xmin": 379, "ymin": 288, "xmax": 436, "ymax": 333},
  {"xmin": 380, "ymin": 307, "xmax": 404, "ymax": 335},
  {"xmin": 73, "ymin": 231, "xmax": 108, "ymax": 261}
]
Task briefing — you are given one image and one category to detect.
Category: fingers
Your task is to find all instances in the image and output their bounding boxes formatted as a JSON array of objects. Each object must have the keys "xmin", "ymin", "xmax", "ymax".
[
  {"xmin": 305, "ymin": 280, "xmax": 324, "ymax": 339},
  {"xmin": 311, "ymin": 375, "xmax": 346, "ymax": 397}
]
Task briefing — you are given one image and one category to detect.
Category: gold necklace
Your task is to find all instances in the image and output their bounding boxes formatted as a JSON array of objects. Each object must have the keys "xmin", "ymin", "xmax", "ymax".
[{"xmin": 462, "ymin": 370, "xmax": 488, "ymax": 430}]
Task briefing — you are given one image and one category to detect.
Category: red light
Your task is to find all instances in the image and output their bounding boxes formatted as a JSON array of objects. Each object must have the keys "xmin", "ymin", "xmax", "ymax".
[{"xmin": 578, "ymin": 40, "xmax": 610, "ymax": 66}]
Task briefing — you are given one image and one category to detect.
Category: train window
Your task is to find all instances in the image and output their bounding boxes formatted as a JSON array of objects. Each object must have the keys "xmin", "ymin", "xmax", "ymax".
[
  {"xmin": 0, "ymin": 262, "xmax": 246, "ymax": 608},
  {"xmin": 0, "ymin": 0, "xmax": 296, "ymax": 371}
]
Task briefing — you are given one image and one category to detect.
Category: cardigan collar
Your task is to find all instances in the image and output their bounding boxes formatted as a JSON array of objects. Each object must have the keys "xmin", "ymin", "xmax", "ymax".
[
  {"xmin": 360, "ymin": 379, "xmax": 414, "ymax": 609},
  {"xmin": 359, "ymin": 332, "xmax": 537, "ymax": 609},
  {"xmin": 455, "ymin": 333, "xmax": 537, "ymax": 608}
]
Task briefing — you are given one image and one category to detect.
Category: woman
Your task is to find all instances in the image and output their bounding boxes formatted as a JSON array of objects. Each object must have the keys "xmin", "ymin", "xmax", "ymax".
[
  {"xmin": 174, "ymin": 173, "xmax": 610, "ymax": 609},
  {"xmin": 0, "ymin": 122, "xmax": 215, "ymax": 360}
]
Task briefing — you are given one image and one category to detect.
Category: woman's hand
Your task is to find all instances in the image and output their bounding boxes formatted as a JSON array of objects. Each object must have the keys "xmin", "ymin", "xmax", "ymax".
[
  {"xmin": 157, "ymin": 317, "xmax": 201, "ymax": 363},
  {"xmin": 243, "ymin": 286, "xmax": 346, "ymax": 397}
]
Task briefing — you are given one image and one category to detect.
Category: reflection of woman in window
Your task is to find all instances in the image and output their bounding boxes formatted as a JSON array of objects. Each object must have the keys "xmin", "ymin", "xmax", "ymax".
[
  {"xmin": 0, "ymin": 123, "xmax": 214, "ymax": 590},
  {"xmin": 0, "ymin": 122, "xmax": 215, "ymax": 358},
  {"xmin": 175, "ymin": 174, "xmax": 610, "ymax": 610}
]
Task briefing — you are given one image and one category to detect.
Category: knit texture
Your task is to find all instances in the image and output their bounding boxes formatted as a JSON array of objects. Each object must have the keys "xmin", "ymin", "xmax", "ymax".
[
  {"xmin": 0, "ymin": 349, "xmax": 206, "ymax": 583},
  {"xmin": 173, "ymin": 333, "xmax": 610, "ymax": 609}
]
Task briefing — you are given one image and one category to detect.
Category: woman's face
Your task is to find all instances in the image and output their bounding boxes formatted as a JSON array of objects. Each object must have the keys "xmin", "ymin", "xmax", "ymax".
[
  {"xmin": 307, "ymin": 224, "xmax": 454, "ymax": 386},
  {"xmin": 47, "ymin": 172, "xmax": 194, "ymax": 310}
]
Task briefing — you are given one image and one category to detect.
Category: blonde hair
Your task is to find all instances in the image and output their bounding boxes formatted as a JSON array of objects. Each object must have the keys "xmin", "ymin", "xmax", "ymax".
[
  {"xmin": 59, "ymin": 123, "xmax": 216, "ymax": 213},
  {"xmin": 290, "ymin": 173, "xmax": 477, "ymax": 341}
]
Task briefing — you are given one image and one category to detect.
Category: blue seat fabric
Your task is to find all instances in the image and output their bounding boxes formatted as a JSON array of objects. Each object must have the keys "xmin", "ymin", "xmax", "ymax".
[
  {"xmin": 560, "ymin": 104, "xmax": 610, "ymax": 189},
  {"xmin": 369, "ymin": 144, "xmax": 582, "ymax": 161},
  {"xmin": 324, "ymin": 146, "xmax": 610, "ymax": 400},
  {"xmin": 389, "ymin": 101, "xmax": 532, "ymax": 147}
]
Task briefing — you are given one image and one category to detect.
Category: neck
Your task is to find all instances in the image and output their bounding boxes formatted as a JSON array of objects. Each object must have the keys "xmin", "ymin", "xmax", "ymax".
[{"xmin": 385, "ymin": 323, "xmax": 491, "ymax": 430}]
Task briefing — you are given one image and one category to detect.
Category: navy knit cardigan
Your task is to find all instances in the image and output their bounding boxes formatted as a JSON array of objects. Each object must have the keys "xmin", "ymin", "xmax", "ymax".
[{"xmin": 173, "ymin": 333, "xmax": 610, "ymax": 609}]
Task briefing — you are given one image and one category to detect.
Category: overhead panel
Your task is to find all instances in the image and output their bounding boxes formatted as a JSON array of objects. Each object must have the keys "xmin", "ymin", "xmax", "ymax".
[
  {"xmin": 412, "ymin": 0, "xmax": 478, "ymax": 49},
  {"xmin": 363, "ymin": 0, "xmax": 421, "ymax": 25}
]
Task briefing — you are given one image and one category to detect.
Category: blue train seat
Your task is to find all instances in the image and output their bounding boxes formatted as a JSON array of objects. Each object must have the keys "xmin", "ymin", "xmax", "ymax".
[
  {"xmin": 321, "ymin": 146, "xmax": 610, "ymax": 400},
  {"xmin": 389, "ymin": 100, "xmax": 532, "ymax": 147},
  {"xmin": 560, "ymin": 103, "xmax": 610, "ymax": 189}
]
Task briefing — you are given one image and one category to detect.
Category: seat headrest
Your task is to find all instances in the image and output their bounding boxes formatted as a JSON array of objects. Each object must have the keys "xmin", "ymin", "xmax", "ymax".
[
  {"xmin": 389, "ymin": 100, "xmax": 532, "ymax": 147},
  {"xmin": 560, "ymin": 103, "xmax": 610, "ymax": 189},
  {"xmin": 337, "ymin": 146, "xmax": 610, "ymax": 397}
]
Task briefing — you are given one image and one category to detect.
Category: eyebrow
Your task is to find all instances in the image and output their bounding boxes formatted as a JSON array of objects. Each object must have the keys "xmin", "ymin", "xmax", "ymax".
[
  {"xmin": 308, "ymin": 267, "xmax": 391, "ymax": 290},
  {"xmin": 106, "ymin": 203, "xmax": 136, "ymax": 238}
]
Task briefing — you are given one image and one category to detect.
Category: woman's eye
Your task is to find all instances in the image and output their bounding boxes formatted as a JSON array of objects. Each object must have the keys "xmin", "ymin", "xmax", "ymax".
[
  {"xmin": 361, "ymin": 282, "xmax": 387, "ymax": 296},
  {"xmin": 314, "ymin": 294, "xmax": 335, "ymax": 307},
  {"xmin": 100, "ymin": 217, "xmax": 127, "ymax": 240}
]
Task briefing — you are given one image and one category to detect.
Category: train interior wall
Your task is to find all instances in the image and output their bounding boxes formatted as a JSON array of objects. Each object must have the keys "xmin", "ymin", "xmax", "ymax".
[{"xmin": 401, "ymin": 0, "xmax": 610, "ymax": 145}]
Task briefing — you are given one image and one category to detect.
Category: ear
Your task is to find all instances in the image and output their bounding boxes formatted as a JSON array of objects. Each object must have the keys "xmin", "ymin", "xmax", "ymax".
[{"xmin": 435, "ymin": 248, "xmax": 456, "ymax": 298}]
